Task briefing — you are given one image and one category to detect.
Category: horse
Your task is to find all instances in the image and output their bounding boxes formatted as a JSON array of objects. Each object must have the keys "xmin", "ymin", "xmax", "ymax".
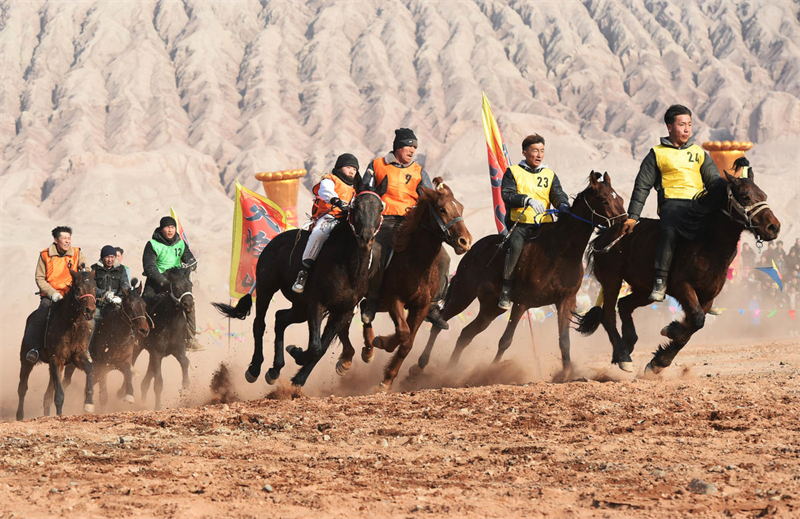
[
  {"xmin": 16, "ymin": 269, "xmax": 97, "ymax": 420},
  {"xmin": 360, "ymin": 178, "xmax": 472, "ymax": 391},
  {"xmin": 413, "ymin": 171, "xmax": 626, "ymax": 375},
  {"xmin": 576, "ymin": 159, "xmax": 780, "ymax": 373},
  {"xmin": 212, "ymin": 173, "xmax": 386, "ymax": 387},
  {"xmin": 63, "ymin": 279, "xmax": 150, "ymax": 407},
  {"xmin": 138, "ymin": 267, "xmax": 194, "ymax": 410}
]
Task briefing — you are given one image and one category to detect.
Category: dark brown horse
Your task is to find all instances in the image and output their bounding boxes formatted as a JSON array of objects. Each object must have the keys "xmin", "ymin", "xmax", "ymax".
[
  {"xmin": 139, "ymin": 267, "xmax": 194, "ymax": 410},
  {"xmin": 361, "ymin": 178, "xmax": 472, "ymax": 391},
  {"xmin": 17, "ymin": 270, "xmax": 97, "ymax": 420},
  {"xmin": 576, "ymin": 160, "xmax": 780, "ymax": 373},
  {"xmin": 64, "ymin": 279, "xmax": 150, "ymax": 407},
  {"xmin": 213, "ymin": 174, "xmax": 386, "ymax": 387},
  {"xmin": 414, "ymin": 172, "xmax": 626, "ymax": 374}
]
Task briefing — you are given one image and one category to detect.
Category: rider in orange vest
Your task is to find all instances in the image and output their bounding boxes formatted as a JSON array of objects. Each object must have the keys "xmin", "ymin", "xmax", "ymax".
[
  {"xmin": 360, "ymin": 128, "xmax": 450, "ymax": 329},
  {"xmin": 25, "ymin": 226, "xmax": 88, "ymax": 363},
  {"xmin": 292, "ymin": 153, "xmax": 360, "ymax": 293},
  {"xmin": 620, "ymin": 105, "xmax": 723, "ymax": 301}
]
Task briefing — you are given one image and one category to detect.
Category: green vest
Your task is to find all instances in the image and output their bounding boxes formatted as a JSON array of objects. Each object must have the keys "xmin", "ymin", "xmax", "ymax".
[{"xmin": 150, "ymin": 239, "xmax": 185, "ymax": 273}]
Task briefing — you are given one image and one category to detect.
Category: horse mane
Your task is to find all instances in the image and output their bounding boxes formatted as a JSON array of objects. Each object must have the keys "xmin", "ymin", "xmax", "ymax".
[
  {"xmin": 393, "ymin": 189, "xmax": 439, "ymax": 252},
  {"xmin": 677, "ymin": 169, "xmax": 732, "ymax": 237}
]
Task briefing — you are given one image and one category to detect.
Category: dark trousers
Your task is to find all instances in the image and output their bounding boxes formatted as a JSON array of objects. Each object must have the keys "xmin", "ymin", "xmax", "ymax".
[
  {"xmin": 654, "ymin": 199, "xmax": 692, "ymax": 279},
  {"xmin": 23, "ymin": 297, "xmax": 52, "ymax": 353},
  {"xmin": 502, "ymin": 223, "xmax": 537, "ymax": 283}
]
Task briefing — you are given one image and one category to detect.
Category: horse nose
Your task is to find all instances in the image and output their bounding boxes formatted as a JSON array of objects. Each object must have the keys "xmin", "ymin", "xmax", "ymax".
[
  {"xmin": 766, "ymin": 222, "xmax": 780, "ymax": 238},
  {"xmin": 140, "ymin": 327, "xmax": 150, "ymax": 338},
  {"xmin": 458, "ymin": 236, "xmax": 471, "ymax": 251}
]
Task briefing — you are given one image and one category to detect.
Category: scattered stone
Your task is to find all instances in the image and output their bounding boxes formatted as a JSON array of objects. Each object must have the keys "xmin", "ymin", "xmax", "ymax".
[
  {"xmin": 322, "ymin": 435, "xmax": 331, "ymax": 442},
  {"xmin": 50, "ymin": 487, "xmax": 59, "ymax": 493},
  {"xmin": 651, "ymin": 469, "xmax": 666, "ymax": 478},
  {"xmin": 725, "ymin": 465, "xmax": 738, "ymax": 470},
  {"xmin": 80, "ymin": 450, "xmax": 91, "ymax": 457},
  {"xmin": 380, "ymin": 439, "xmax": 389, "ymax": 448},
  {"xmin": 262, "ymin": 484, "xmax": 274, "ymax": 493},
  {"xmin": 708, "ymin": 465, "xmax": 724, "ymax": 473},
  {"xmin": 688, "ymin": 478, "xmax": 717, "ymax": 495},
  {"xmin": 780, "ymin": 361, "xmax": 788, "ymax": 366}
]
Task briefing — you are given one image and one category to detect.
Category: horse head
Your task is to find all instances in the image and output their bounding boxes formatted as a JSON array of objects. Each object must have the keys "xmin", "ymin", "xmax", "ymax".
[
  {"xmin": 164, "ymin": 267, "xmax": 194, "ymax": 314},
  {"xmin": 122, "ymin": 279, "xmax": 150, "ymax": 338},
  {"xmin": 70, "ymin": 268, "xmax": 97, "ymax": 321},
  {"xmin": 581, "ymin": 171, "xmax": 628, "ymax": 227},
  {"xmin": 723, "ymin": 158, "xmax": 780, "ymax": 241},
  {"xmin": 419, "ymin": 177, "xmax": 472, "ymax": 255},
  {"xmin": 348, "ymin": 173, "xmax": 385, "ymax": 247}
]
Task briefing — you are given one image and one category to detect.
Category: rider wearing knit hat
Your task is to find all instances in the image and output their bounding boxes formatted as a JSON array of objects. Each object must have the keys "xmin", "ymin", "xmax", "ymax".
[{"xmin": 89, "ymin": 244, "xmax": 131, "ymax": 348}]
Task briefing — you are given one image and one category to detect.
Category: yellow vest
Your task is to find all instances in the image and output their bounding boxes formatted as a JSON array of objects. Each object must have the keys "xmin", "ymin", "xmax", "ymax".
[
  {"xmin": 509, "ymin": 165, "xmax": 555, "ymax": 224},
  {"xmin": 653, "ymin": 144, "xmax": 704, "ymax": 199}
]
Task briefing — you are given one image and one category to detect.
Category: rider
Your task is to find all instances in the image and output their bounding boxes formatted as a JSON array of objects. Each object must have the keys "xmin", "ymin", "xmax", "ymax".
[
  {"xmin": 142, "ymin": 216, "xmax": 199, "ymax": 350},
  {"xmin": 89, "ymin": 245, "xmax": 131, "ymax": 347},
  {"xmin": 25, "ymin": 226, "xmax": 88, "ymax": 363},
  {"xmin": 115, "ymin": 246, "xmax": 131, "ymax": 282},
  {"xmin": 498, "ymin": 133, "xmax": 570, "ymax": 310},
  {"xmin": 361, "ymin": 127, "xmax": 450, "ymax": 329},
  {"xmin": 621, "ymin": 104, "xmax": 722, "ymax": 302},
  {"xmin": 293, "ymin": 153, "xmax": 360, "ymax": 294}
]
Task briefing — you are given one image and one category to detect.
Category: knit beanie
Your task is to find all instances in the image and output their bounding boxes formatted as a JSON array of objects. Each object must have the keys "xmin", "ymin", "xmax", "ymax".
[
  {"xmin": 159, "ymin": 216, "xmax": 177, "ymax": 229},
  {"xmin": 393, "ymin": 128, "xmax": 418, "ymax": 151},
  {"xmin": 100, "ymin": 245, "xmax": 117, "ymax": 258},
  {"xmin": 334, "ymin": 153, "xmax": 359, "ymax": 171}
]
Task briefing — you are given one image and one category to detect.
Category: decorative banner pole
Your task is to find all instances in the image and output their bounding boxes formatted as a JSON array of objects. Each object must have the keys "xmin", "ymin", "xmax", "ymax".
[
  {"xmin": 701, "ymin": 140, "xmax": 754, "ymax": 177},
  {"xmin": 254, "ymin": 169, "xmax": 307, "ymax": 228}
]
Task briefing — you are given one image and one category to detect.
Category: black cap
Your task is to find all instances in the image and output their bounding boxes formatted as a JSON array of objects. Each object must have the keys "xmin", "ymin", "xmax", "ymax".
[
  {"xmin": 334, "ymin": 153, "xmax": 359, "ymax": 171},
  {"xmin": 393, "ymin": 128, "xmax": 418, "ymax": 151},
  {"xmin": 100, "ymin": 245, "xmax": 117, "ymax": 258},
  {"xmin": 159, "ymin": 216, "xmax": 177, "ymax": 229}
]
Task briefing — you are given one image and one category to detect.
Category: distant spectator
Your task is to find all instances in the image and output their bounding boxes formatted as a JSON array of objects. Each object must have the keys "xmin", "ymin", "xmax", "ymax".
[
  {"xmin": 115, "ymin": 246, "xmax": 131, "ymax": 281},
  {"xmin": 789, "ymin": 238, "xmax": 800, "ymax": 258},
  {"xmin": 740, "ymin": 242, "xmax": 755, "ymax": 269}
]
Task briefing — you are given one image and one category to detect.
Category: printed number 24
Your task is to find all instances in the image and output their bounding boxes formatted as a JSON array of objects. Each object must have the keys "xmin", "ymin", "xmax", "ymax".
[{"xmin": 687, "ymin": 151, "xmax": 700, "ymax": 162}]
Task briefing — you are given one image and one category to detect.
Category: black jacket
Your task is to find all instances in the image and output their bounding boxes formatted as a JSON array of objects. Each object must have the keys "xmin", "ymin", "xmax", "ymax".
[
  {"xmin": 501, "ymin": 161, "xmax": 568, "ymax": 228},
  {"xmin": 627, "ymin": 137, "xmax": 723, "ymax": 220},
  {"xmin": 142, "ymin": 228, "xmax": 196, "ymax": 287},
  {"xmin": 91, "ymin": 262, "xmax": 130, "ymax": 303}
]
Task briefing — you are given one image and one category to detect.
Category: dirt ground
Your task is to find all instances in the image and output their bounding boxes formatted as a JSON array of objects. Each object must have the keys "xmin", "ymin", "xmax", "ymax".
[{"xmin": 1, "ymin": 311, "xmax": 799, "ymax": 519}]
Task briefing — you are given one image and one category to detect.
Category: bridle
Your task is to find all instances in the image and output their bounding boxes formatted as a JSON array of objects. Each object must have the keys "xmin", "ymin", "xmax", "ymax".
[
  {"xmin": 347, "ymin": 190, "xmax": 384, "ymax": 239},
  {"xmin": 427, "ymin": 203, "xmax": 464, "ymax": 248},
  {"xmin": 722, "ymin": 185, "xmax": 770, "ymax": 231},
  {"xmin": 577, "ymin": 194, "xmax": 628, "ymax": 230},
  {"xmin": 169, "ymin": 282, "xmax": 193, "ymax": 305}
]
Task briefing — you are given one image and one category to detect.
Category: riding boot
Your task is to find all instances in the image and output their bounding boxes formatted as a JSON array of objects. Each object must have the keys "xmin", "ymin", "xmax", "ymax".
[
  {"xmin": 425, "ymin": 249, "xmax": 451, "ymax": 329},
  {"xmin": 23, "ymin": 298, "xmax": 52, "ymax": 363},
  {"xmin": 292, "ymin": 260, "xmax": 314, "ymax": 294},
  {"xmin": 649, "ymin": 276, "xmax": 668, "ymax": 302},
  {"xmin": 498, "ymin": 281, "xmax": 513, "ymax": 311},
  {"xmin": 184, "ymin": 307, "xmax": 203, "ymax": 352}
]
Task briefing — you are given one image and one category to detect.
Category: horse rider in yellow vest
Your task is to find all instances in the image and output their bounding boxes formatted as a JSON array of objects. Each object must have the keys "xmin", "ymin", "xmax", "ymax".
[
  {"xmin": 621, "ymin": 104, "xmax": 723, "ymax": 301},
  {"xmin": 499, "ymin": 134, "xmax": 570, "ymax": 310},
  {"xmin": 360, "ymin": 127, "xmax": 451, "ymax": 329},
  {"xmin": 25, "ymin": 226, "xmax": 89, "ymax": 363},
  {"xmin": 292, "ymin": 153, "xmax": 360, "ymax": 293}
]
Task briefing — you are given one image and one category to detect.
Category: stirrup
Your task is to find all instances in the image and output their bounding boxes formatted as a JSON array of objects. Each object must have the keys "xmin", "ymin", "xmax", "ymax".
[
  {"xmin": 292, "ymin": 270, "xmax": 308, "ymax": 294},
  {"xmin": 25, "ymin": 349, "xmax": 39, "ymax": 363},
  {"xmin": 649, "ymin": 279, "xmax": 667, "ymax": 302},
  {"xmin": 497, "ymin": 288, "xmax": 512, "ymax": 311}
]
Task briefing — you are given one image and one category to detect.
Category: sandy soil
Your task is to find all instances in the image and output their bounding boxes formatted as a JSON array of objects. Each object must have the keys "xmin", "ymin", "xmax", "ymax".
[{"xmin": 1, "ymin": 318, "xmax": 799, "ymax": 519}]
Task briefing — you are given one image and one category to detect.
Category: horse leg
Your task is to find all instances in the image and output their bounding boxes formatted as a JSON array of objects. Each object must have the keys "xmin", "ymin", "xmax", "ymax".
[
  {"xmin": 176, "ymin": 350, "xmax": 190, "ymax": 390},
  {"xmin": 80, "ymin": 352, "xmax": 95, "ymax": 413},
  {"xmin": 140, "ymin": 350, "xmax": 154, "ymax": 401},
  {"xmin": 556, "ymin": 294, "xmax": 577, "ymax": 369},
  {"xmin": 268, "ymin": 307, "xmax": 305, "ymax": 384},
  {"xmin": 147, "ymin": 351, "xmax": 164, "ymax": 410},
  {"xmin": 372, "ymin": 299, "xmax": 409, "ymax": 354},
  {"xmin": 16, "ymin": 357, "xmax": 34, "ymax": 421},
  {"xmin": 292, "ymin": 310, "xmax": 346, "ymax": 387},
  {"xmin": 50, "ymin": 361, "xmax": 66, "ymax": 416},
  {"xmin": 449, "ymin": 304, "xmax": 503, "ymax": 367},
  {"xmin": 98, "ymin": 366, "xmax": 109, "ymax": 407},
  {"xmin": 43, "ymin": 375, "xmax": 55, "ymax": 417},
  {"xmin": 416, "ymin": 327, "xmax": 442, "ymax": 371},
  {"xmin": 287, "ymin": 303, "xmax": 323, "ymax": 367},
  {"xmin": 493, "ymin": 304, "xmax": 528, "ymax": 364},
  {"xmin": 618, "ymin": 289, "xmax": 652, "ymax": 357},
  {"xmin": 598, "ymin": 279, "xmax": 629, "ymax": 370},
  {"xmin": 336, "ymin": 313, "xmax": 356, "ymax": 376},
  {"xmin": 122, "ymin": 362, "xmax": 135, "ymax": 403},
  {"xmin": 362, "ymin": 324, "xmax": 376, "ymax": 363},
  {"xmin": 647, "ymin": 285, "xmax": 709, "ymax": 373},
  {"xmin": 380, "ymin": 306, "xmax": 426, "ymax": 391},
  {"xmin": 246, "ymin": 292, "xmax": 271, "ymax": 383},
  {"xmin": 63, "ymin": 364, "xmax": 76, "ymax": 390}
]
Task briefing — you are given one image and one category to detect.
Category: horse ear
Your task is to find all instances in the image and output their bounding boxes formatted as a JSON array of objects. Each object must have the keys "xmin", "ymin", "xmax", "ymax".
[
  {"xmin": 353, "ymin": 172, "xmax": 365, "ymax": 193},
  {"xmin": 432, "ymin": 176, "xmax": 444, "ymax": 189},
  {"xmin": 376, "ymin": 175, "xmax": 388, "ymax": 197},
  {"xmin": 723, "ymin": 170, "xmax": 739, "ymax": 185},
  {"xmin": 603, "ymin": 172, "xmax": 611, "ymax": 185},
  {"xmin": 589, "ymin": 171, "xmax": 600, "ymax": 188}
]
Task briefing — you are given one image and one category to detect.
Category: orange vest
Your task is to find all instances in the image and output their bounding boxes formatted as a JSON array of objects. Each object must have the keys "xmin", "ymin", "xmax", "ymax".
[
  {"xmin": 311, "ymin": 174, "xmax": 356, "ymax": 219},
  {"xmin": 41, "ymin": 246, "xmax": 81, "ymax": 296},
  {"xmin": 372, "ymin": 158, "xmax": 423, "ymax": 216}
]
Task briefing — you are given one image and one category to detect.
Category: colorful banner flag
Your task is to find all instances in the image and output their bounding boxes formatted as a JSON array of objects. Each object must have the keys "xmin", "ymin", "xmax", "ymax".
[
  {"xmin": 229, "ymin": 180, "xmax": 290, "ymax": 298},
  {"xmin": 170, "ymin": 206, "xmax": 190, "ymax": 248},
  {"xmin": 755, "ymin": 260, "xmax": 783, "ymax": 291},
  {"xmin": 481, "ymin": 92, "xmax": 511, "ymax": 234}
]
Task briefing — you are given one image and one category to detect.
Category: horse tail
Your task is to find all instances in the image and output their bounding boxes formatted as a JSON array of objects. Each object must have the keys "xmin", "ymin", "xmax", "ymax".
[
  {"xmin": 573, "ymin": 306, "xmax": 602, "ymax": 336},
  {"xmin": 212, "ymin": 294, "xmax": 252, "ymax": 320}
]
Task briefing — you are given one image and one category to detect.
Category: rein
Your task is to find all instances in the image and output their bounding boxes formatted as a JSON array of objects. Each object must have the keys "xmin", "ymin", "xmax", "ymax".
[{"xmin": 169, "ymin": 282, "xmax": 193, "ymax": 304}]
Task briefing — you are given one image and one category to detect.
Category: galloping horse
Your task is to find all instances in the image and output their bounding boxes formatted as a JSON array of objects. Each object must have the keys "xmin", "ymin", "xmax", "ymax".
[
  {"xmin": 17, "ymin": 269, "xmax": 97, "ymax": 420},
  {"xmin": 139, "ymin": 267, "xmax": 194, "ymax": 409},
  {"xmin": 64, "ymin": 279, "xmax": 150, "ymax": 407},
  {"xmin": 361, "ymin": 178, "xmax": 472, "ymax": 391},
  {"xmin": 576, "ymin": 159, "xmax": 780, "ymax": 373},
  {"xmin": 415, "ymin": 172, "xmax": 626, "ymax": 373},
  {"xmin": 213, "ymin": 174, "xmax": 385, "ymax": 387}
]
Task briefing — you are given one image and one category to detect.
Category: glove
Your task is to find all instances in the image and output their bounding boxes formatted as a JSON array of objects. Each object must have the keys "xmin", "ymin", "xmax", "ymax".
[
  {"xmin": 110, "ymin": 296, "xmax": 122, "ymax": 305},
  {"xmin": 622, "ymin": 218, "xmax": 638, "ymax": 234},
  {"xmin": 330, "ymin": 197, "xmax": 348, "ymax": 210},
  {"xmin": 51, "ymin": 292, "xmax": 63, "ymax": 302},
  {"xmin": 525, "ymin": 198, "xmax": 545, "ymax": 214},
  {"xmin": 104, "ymin": 291, "xmax": 115, "ymax": 302},
  {"xmin": 557, "ymin": 203, "xmax": 570, "ymax": 215}
]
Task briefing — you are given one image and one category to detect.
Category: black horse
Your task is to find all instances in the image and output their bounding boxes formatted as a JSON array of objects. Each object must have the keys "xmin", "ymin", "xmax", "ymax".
[
  {"xmin": 138, "ymin": 267, "xmax": 194, "ymax": 409},
  {"xmin": 577, "ymin": 159, "xmax": 780, "ymax": 373},
  {"xmin": 213, "ymin": 174, "xmax": 386, "ymax": 387}
]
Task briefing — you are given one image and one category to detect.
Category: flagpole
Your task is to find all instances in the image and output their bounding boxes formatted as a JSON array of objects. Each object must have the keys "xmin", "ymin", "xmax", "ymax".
[
  {"xmin": 228, "ymin": 298, "xmax": 232, "ymax": 358},
  {"xmin": 526, "ymin": 309, "xmax": 542, "ymax": 380}
]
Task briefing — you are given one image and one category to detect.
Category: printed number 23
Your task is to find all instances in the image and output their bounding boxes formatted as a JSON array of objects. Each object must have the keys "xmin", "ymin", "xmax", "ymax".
[
  {"xmin": 687, "ymin": 151, "xmax": 700, "ymax": 162},
  {"xmin": 537, "ymin": 177, "xmax": 549, "ymax": 188}
]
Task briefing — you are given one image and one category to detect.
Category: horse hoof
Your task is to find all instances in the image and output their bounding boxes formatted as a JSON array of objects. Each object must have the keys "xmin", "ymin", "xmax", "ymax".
[
  {"xmin": 372, "ymin": 336, "xmax": 384, "ymax": 351},
  {"xmin": 377, "ymin": 381, "xmax": 391, "ymax": 392},
  {"xmin": 83, "ymin": 403, "xmax": 95, "ymax": 413},
  {"xmin": 645, "ymin": 362, "xmax": 663, "ymax": 375},
  {"xmin": 335, "ymin": 360, "xmax": 351, "ymax": 376},
  {"xmin": 123, "ymin": 394, "xmax": 135, "ymax": 404},
  {"xmin": 361, "ymin": 347, "xmax": 374, "ymax": 364},
  {"xmin": 660, "ymin": 325, "xmax": 670, "ymax": 337},
  {"xmin": 245, "ymin": 367, "xmax": 259, "ymax": 383},
  {"xmin": 617, "ymin": 361, "xmax": 634, "ymax": 373},
  {"xmin": 407, "ymin": 364, "xmax": 424, "ymax": 378},
  {"xmin": 265, "ymin": 371, "xmax": 279, "ymax": 385}
]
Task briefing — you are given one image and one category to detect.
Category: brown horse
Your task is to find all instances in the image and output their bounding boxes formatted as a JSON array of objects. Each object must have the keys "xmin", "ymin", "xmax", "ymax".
[
  {"xmin": 64, "ymin": 279, "xmax": 150, "ymax": 407},
  {"xmin": 576, "ymin": 160, "xmax": 780, "ymax": 373},
  {"xmin": 414, "ymin": 172, "xmax": 626, "ymax": 374},
  {"xmin": 17, "ymin": 269, "xmax": 97, "ymax": 420},
  {"xmin": 361, "ymin": 178, "xmax": 472, "ymax": 391}
]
